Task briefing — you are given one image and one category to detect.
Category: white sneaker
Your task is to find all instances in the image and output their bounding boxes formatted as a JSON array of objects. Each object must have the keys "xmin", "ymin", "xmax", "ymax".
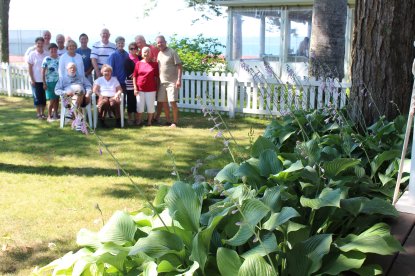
[{"xmin": 47, "ymin": 117, "xmax": 54, "ymax": 123}]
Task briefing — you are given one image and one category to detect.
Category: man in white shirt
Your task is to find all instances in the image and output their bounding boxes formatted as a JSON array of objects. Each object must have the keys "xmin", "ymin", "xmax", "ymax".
[{"xmin": 91, "ymin": 28, "xmax": 116, "ymax": 78}]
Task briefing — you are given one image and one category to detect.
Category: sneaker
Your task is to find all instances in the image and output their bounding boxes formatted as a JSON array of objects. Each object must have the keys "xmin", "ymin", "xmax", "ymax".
[
  {"xmin": 47, "ymin": 117, "xmax": 54, "ymax": 123},
  {"xmin": 169, "ymin": 123, "xmax": 177, "ymax": 128},
  {"xmin": 164, "ymin": 121, "xmax": 172, "ymax": 126},
  {"xmin": 41, "ymin": 114, "xmax": 47, "ymax": 119},
  {"xmin": 36, "ymin": 114, "xmax": 42, "ymax": 120}
]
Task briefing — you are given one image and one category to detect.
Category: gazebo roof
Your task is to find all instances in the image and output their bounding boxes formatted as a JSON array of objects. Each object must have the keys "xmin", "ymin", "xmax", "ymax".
[{"xmin": 210, "ymin": 0, "xmax": 355, "ymax": 7}]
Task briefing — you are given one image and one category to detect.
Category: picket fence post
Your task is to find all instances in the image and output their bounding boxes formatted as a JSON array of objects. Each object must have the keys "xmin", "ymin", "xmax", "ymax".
[{"xmin": 228, "ymin": 72, "xmax": 237, "ymax": 118}]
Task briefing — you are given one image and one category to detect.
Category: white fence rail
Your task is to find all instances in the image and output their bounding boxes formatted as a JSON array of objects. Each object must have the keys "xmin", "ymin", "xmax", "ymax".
[{"xmin": 0, "ymin": 63, "xmax": 350, "ymax": 117}]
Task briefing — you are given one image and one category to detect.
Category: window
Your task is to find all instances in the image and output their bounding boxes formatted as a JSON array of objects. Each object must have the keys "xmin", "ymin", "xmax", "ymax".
[{"xmin": 231, "ymin": 8, "xmax": 282, "ymax": 60}]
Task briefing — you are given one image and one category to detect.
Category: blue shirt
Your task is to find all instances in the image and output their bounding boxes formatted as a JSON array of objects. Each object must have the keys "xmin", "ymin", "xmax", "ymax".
[
  {"xmin": 108, "ymin": 49, "xmax": 129, "ymax": 86},
  {"xmin": 76, "ymin": 47, "xmax": 92, "ymax": 73}
]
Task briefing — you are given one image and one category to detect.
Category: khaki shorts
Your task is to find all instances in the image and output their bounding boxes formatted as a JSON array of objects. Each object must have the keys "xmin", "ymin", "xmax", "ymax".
[{"xmin": 157, "ymin": 82, "xmax": 178, "ymax": 102}]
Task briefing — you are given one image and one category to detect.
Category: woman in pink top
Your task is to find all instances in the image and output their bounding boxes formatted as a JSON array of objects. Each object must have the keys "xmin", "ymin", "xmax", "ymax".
[{"xmin": 133, "ymin": 46, "xmax": 159, "ymax": 126}]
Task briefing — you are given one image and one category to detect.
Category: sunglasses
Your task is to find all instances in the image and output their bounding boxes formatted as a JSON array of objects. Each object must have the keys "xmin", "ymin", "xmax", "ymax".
[{"xmin": 129, "ymin": 48, "xmax": 138, "ymax": 50}]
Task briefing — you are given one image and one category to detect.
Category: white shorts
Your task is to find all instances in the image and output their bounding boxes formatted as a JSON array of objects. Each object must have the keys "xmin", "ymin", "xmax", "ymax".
[
  {"xmin": 136, "ymin": 91, "xmax": 156, "ymax": 113},
  {"xmin": 157, "ymin": 82, "xmax": 178, "ymax": 102}
]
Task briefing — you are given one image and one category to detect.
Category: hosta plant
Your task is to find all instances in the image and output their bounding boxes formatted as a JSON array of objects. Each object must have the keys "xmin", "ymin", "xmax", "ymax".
[{"xmin": 33, "ymin": 109, "xmax": 408, "ymax": 276}]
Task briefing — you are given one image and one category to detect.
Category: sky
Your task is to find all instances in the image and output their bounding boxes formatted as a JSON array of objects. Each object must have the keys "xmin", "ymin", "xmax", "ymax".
[{"xmin": 9, "ymin": 0, "xmax": 228, "ymax": 44}]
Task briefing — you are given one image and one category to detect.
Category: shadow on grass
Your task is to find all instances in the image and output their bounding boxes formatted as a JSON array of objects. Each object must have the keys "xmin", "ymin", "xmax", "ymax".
[
  {"xmin": 0, "ymin": 237, "xmax": 76, "ymax": 274},
  {"xmin": 0, "ymin": 162, "xmax": 173, "ymax": 179},
  {"xmin": 100, "ymin": 183, "xmax": 158, "ymax": 199}
]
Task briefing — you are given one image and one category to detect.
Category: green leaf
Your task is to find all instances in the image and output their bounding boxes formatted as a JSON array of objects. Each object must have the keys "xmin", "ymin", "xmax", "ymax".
[
  {"xmin": 340, "ymin": 197, "xmax": 398, "ymax": 217},
  {"xmin": 165, "ymin": 181, "xmax": 201, "ymax": 232},
  {"xmin": 241, "ymin": 233, "xmax": 278, "ymax": 258},
  {"xmin": 370, "ymin": 150, "xmax": 401, "ymax": 177},
  {"xmin": 190, "ymin": 215, "xmax": 225, "ymax": 272},
  {"xmin": 153, "ymin": 184, "xmax": 170, "ymax": 206},
  {"xmin": 129, "ymin": 230, "xmax": 184, "ymax": 258},
  {"xmin": 143, "ymin": 261, "xmax": 158, "ymax": 276},
  {"xmin": 287, "ymin": 234, "xmax": 332, "ymax": 275},
  {"xmin": 238, "ymin": 254, "xmax": 274, "ymax": 276},
  {"xmin": 98, "ymin": 211, "xmax": 136, "ymax": 245},
  {"xmin": 225, "ymin": 199, "xmax": 270, "ymax": 246},
  {"xmin": 234, "ymin": 162, "xmax": 263, "ymax": 188},
  {"xmin": 270, "ymin": 160, "xmax": 304, "ymax": 182},
  {"xmin": 323, "ymin": 158, "xmax": 361, "ymax": 177},
  {"xmin": 157, "ymin": 260, "xmax": 176, "ymax": 273},
  {"xmin": 215, "ymin": 163, "xmax": 240, "ymax": 183},
  {"xmin": 217, "ymin": 247, "xmax": 242, "ymax": 276},
  {"xmin": 251, "ymin": 136, "xmax": 276, "ymax": 158},
  {"xmin": 76, "ymin": 228, "xmax": 101, "ymax": 249},
  {"xmin": 258, "ymin": 149, "xmax": 283, "ymax": 177},
  {"xmin": 335, "ymin": 223, "xmax": 403, "ymax": 255},
  {"xmin": 263, "ymin": 207, "xmax": 300, "ymax": 230},
  {"xmin": 320, "ymin": 251, "xmax": 366, "ymax": 275},
  {"xmin": 260, "ymin": 186, "xmax": 284, "ymax": 213},
  {"xmin": 351, "ymin": 264, "xmax": 383, "ymax": 276},
  {"xmin": 300, "ymin": 188, "xmax": 344, "ymax": 210}
]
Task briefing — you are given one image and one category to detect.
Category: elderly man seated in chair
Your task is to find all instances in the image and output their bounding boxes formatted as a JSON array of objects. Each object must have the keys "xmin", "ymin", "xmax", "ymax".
[{"xmin": 55, "ymin": 62, "xmax": 92, "ymax": 131}]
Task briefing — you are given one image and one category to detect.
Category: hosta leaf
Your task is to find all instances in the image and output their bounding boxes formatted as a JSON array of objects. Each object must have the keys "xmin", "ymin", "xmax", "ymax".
[
  {"xmin": 287, "ymin": 234, "xmax": 332, "ymax": 275},
  {"xmin": 190, "ymin": 215, "xmax": 225, "ymax": 272},
  {"xmin": 178, "ymin": 261, "xmax": 199, "ymax": 276},
  {"xmin": 96, "ymin": 251, "xmax": 128, "ymax": 272},
  {"xmin": 354, "ymin": 166, "xmax": 366, "ymax": 178},
  {"xmin": 258, "ymin": 149, "xmax": 283, "ymax": 177},
  {"xmin": 270, "ymin": 160, "xmax": 304, "ymax": 182},
  {"xmin": 304, "ymin": 139, "xmax": 321, "ymax": 165},
  {"xmin": 260, "ymin": 186, "xmax": 284, "ymax": 213},
  {"xmin": 241, "ymin": 233, "xmax": 278, "ymax": 258},
  {"xmin": 340, "ymin": 197, "xmax": 398, "ymax": 217},
  {"xmin": 351, "ymin": 264, "xmax": 383, "ymax": 276},
  {"xmin": 335, "ymin": 223, "xmax": 403, "ymax": 255},
  {"xmin": 157, "ymin": 260, "xmax": 176, "ymax": 273},
  {"xmin": 153, "ymin": 184, "xmax": 170, "ymax": 206},
  {"xmin": 251, "ymin": 136, "xmax": 276, "ymax": 158},
  {"xmin": 234, "ymin": 162, "xmax": 263, "ymax": 188},
  {"xmin": 321, "ymin": 146, "xmax": 340, "ymax": 161},
  {"xmin": 165, "ymin": 181, "xmax": 201, "ymax": 232},
  {"xmin": 129, "ymin": 230, "xmax": 184, "ymax": 258},
  {"xmin": 215, "ymin": 163, "xmax": 240, "ymax": 183},
  {"xmin": 225, "ymin": 199, "xmax": 270, "ymax": 246},
  {"xmin": 370, "ymin": 150, "xmax": 401, "ymax": 177},
  {"xmin": 319, "ymin": 251, "xmax": 366, "ymax": 275},
  {"xmin": 238, "ymin": 254, "xmax": 274, "ymax": 276},
  {"xmin": 98, "ymin": 211, "xmax": 136, "ymax": 245},
  {"xmin": 217, "ymin": 247, "xmax": 242, "ymax": 276},
  {"xmin": 77, "ymin": 228, "xmax": 101, "ymax": 249},
  {"xmin": 300, "ymin": 188, "xmax": 344, "ymax": 210},
  {"xmin": 143, "ymin": 261, "xmax": 158, "ymax": 276},
  {"xmin": 263, "ymin": 207, "xmax": 300, "ymax": 230},
  {"xmin": 322, "ymin": 158, "xmax": 360, "ymax": 177}
]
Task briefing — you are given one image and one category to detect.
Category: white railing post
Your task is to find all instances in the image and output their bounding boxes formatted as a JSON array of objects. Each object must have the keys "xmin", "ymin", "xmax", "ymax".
[
  {"xmin": 394, "ymin": 54, "xmax": 415, "ymax": 213},
  {"xmin": 227, "ymin": 72, "xmax": 237, "ymax": 118}
]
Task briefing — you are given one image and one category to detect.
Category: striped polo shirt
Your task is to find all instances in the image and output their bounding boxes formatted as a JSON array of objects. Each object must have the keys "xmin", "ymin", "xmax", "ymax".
[{"xmin": 90, "ymin": 41, "xmax": 116, "ymax": 69}]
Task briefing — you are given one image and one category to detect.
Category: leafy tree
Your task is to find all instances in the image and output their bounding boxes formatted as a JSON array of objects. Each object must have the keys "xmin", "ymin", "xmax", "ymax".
[
  {"xmin": 168, "ymin": 34, "xmax": 227, "ymax": 73},
  {"xmin": 0, "ymin": 0, "xmax": 10, "ymax": 63}
]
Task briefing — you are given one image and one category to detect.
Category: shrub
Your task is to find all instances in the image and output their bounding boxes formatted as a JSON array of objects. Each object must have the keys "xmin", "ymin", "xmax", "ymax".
[{"xmin": 168, "ymin": 34, "xmax": 227, "ymax": 73}]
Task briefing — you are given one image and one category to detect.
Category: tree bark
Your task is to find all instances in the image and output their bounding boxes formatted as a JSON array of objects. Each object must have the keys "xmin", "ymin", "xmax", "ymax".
[
  {"xmin": 350, "ymin": 0, "xmax": 415, "ymax": 124},
  {"xmin": 309, "ymin": 0, "xmax": 347, "ymax": 80},
  {"xmin": 0, "ymin": 0, "xmax": 10, "ymax": 63}
]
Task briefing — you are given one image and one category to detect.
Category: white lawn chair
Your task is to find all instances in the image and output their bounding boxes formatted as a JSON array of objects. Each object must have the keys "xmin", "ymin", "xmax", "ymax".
[
  {"xmin": 92, "ymin": 94, "xmax": 124, "ymax": 129},
  {"xmin": 59, "ymin": 95, "xmax": 93, "ymax": 128}
]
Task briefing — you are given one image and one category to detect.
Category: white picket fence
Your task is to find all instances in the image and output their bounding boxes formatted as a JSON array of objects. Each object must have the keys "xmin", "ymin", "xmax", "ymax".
[{"xmin": 0, "ymin": 62, "xmax": 350, "ymax": 117}]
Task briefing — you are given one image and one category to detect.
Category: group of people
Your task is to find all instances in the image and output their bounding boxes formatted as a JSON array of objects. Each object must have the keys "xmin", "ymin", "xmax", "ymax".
[{"xmin": 26, "ymin": 28, "xmax": 182, "ymax": 129}]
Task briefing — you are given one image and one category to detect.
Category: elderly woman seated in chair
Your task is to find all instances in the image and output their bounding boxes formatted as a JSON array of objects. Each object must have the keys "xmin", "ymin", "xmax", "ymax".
[
  {"xmin": 93, "ymin": 64, "xmax": 123, "ymax": 128},
  {"xmin": 55, "ymin": 62, "xmax": 92, "ymax": 130}
]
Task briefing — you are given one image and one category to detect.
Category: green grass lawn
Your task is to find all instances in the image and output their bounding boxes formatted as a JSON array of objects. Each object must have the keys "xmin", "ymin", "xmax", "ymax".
[{"xmin": 0, "ymin": 95, "xmax": 269, "ymax": 275}]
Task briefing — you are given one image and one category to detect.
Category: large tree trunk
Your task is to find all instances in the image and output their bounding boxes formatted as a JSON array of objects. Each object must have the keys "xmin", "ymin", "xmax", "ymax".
[
  {"xmin": 350, "ymin": 0, "xmax": 415, "ymax": 125},
  {"xmin": 309, "ymin": 0, "xmax": 347, "ymax": 80},
  {"xmin": 0, "ymin": 0, "xmax": 10, "ymax": 63}
]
